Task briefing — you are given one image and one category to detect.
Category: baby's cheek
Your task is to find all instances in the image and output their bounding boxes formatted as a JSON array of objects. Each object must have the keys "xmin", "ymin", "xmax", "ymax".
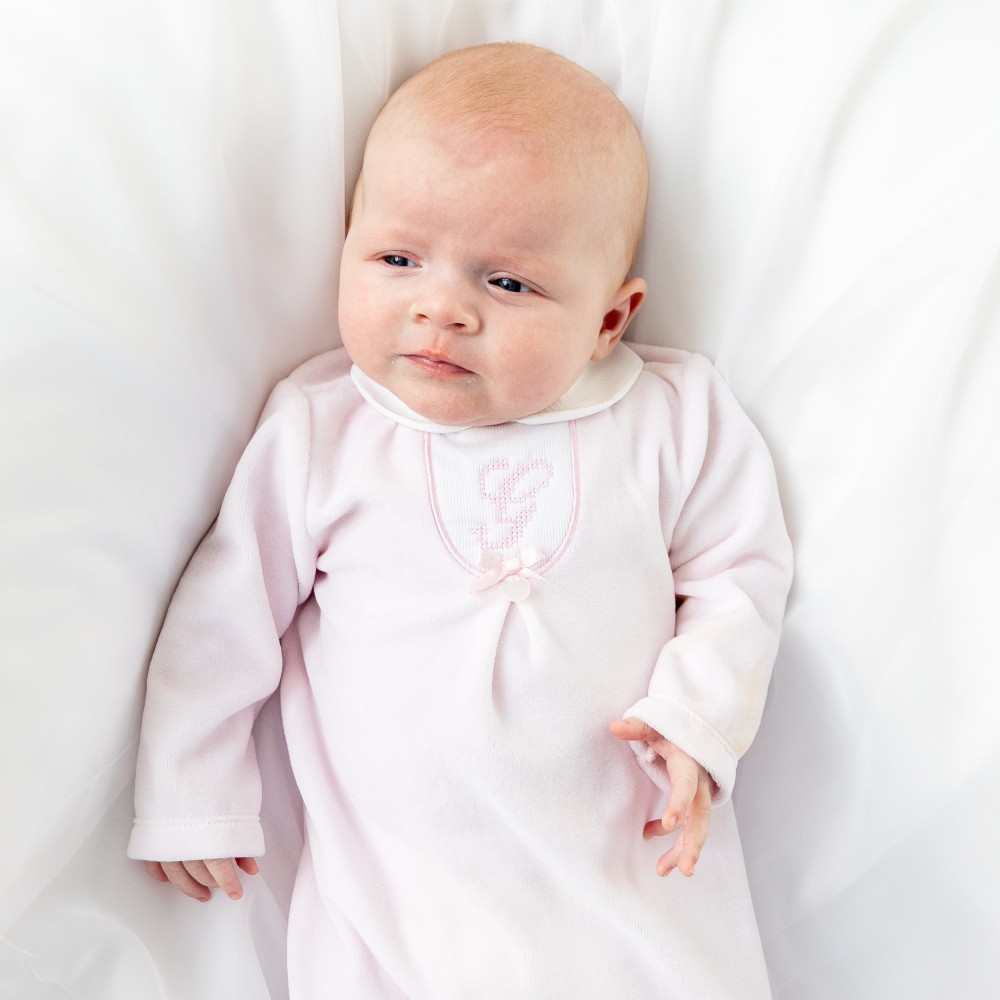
[
  {"xmin": 338, "ymin": 300, "xmax": 379, "ymax": 363},
  {"xmin": 510, "ymin": 359, "xmax": 581, "ymax": 412}
]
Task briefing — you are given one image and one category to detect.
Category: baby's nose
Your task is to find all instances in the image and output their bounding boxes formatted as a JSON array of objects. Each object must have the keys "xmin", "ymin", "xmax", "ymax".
[{"xmin": 410, "ymin": 275, "xmax": 480, "ymax": 332}]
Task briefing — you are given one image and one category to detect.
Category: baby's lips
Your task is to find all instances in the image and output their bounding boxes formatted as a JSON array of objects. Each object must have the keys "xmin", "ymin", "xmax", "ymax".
[{"xmin": 405, "ymin": 352, "xmax": 473, "ymax": 376}]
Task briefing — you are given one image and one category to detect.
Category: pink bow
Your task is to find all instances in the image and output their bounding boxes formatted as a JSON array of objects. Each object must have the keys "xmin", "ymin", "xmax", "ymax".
[{"xmin": 468, "ymin": 548, "xmax": 546, "ymax": 594}]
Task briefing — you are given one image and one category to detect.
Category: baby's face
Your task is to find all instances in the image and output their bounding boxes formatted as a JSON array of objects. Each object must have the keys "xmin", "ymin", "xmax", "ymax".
[{"xmin": 338, "ymin": 117, "xmax": 643, "ymax": 427}]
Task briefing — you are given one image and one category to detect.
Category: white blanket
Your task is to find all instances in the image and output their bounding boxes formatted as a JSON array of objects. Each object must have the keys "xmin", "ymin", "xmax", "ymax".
[{"xmin": 3, "ymin": 1, "xmax": 998, "ymax": 997}]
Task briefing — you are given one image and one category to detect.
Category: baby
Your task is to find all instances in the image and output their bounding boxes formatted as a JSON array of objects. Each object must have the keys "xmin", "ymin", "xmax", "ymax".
[{"xmin": 130, "ymin": 42, "xmax": 792, "ymax": 999}]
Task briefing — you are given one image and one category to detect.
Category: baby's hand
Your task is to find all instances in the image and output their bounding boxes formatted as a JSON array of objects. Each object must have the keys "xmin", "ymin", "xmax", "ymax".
[
  {"xmin": 143, "ymin": 857, "xmax": 259, "ymax": 902},
  {"xmin": 609, "ymin": 718, "xmax": 714, "ymax": 878}
]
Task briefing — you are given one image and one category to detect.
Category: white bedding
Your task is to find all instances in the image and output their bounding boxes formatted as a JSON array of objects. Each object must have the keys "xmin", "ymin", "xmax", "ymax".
[{"xmin": 2, "ymin": 1, "xmax": 998, "ymax": 997}]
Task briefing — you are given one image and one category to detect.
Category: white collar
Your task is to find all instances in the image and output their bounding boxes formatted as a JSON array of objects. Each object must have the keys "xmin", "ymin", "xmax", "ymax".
[{"xmin": 350, "ymin": 343, "xmax": 644, "ymax": 434}]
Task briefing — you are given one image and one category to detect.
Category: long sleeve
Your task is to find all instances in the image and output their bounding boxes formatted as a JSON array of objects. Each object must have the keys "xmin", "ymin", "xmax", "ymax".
[
  {"xmin": 624, "ymin": 353, "xmax": 793, "ymax": 803},
  {"xmin": 128, "ymin": 379, "xmax": 317, "ymax": 860}
]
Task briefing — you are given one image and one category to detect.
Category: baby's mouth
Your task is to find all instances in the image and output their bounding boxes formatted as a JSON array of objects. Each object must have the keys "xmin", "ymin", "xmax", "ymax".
[{"xmin": 404, "ymin": 352, "xmax": 473, "ymax": 377}]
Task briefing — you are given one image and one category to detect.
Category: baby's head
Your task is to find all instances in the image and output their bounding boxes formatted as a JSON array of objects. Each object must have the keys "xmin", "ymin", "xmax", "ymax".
[{"xmin": 339, "ymin": 43, "xmax": 649, "ymax": 427}]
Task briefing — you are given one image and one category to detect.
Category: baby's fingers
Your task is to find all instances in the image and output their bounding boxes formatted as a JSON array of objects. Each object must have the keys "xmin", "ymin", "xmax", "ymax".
[
  {"xmin": 152, "ymin": 858, "xmax": 256, "ymax": 901},
  {"xmin": 659, "ymin": 778, "xmax": 712, "ymax": 877},
  {"xmin": 144, "ymin": 860, "xmax": 169, "ymax": 884},
  {"xmin": 159, "ymin": 861, "xmax": 214, "ymax": 902},
  {"xmin": 609, "ymin": 717, "xmax": 658, "ymax": 745},
  {"xmin": 195, "ymin": 858, "xmax": 249, "ymax": 900},
  {"xmin": 661, "ymin": 754, "xmax": 703, "ymax": 832}
]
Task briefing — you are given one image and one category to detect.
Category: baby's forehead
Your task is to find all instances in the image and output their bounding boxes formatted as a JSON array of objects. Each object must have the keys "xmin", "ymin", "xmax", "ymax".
[
  {"xmin": 365, "ymin": 44, "xmax": 648, "ymax": 271},
  {"xmin": 378, "ymin": 88, "xmax": 638, "ymax": 183}
]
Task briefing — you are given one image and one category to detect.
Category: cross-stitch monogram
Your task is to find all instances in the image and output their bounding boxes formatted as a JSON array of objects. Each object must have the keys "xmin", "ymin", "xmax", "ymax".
[{"xmin": 475, "ymin": 459, "xmax": 554, "ymax": 551}]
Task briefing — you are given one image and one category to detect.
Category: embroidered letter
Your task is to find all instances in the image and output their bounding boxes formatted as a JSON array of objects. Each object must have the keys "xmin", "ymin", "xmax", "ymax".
[{"xmin": 475, "ymin": 459, "xmax": 554, "ymax": 551}]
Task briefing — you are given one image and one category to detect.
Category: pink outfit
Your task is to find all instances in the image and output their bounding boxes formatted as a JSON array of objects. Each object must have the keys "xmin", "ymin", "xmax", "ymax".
[{"xmin": 130, "ymin": 343, "xmax": 792, "ymax": 999}]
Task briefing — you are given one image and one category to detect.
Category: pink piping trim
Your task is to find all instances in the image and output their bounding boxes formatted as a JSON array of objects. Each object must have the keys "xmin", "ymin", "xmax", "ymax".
[
  {"xmin": 537, "ymin": 420, "xmax": 580, "ymax": 575},
  {"xmin": 425, "ymin": 432, "xmax": 477, "ymax": 573}
]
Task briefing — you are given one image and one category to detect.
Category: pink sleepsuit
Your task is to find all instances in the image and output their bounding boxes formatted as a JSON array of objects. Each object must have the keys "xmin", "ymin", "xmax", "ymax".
[{"xmin": 130, "ymin": 342, "xmax": 793, "ymax": 999}]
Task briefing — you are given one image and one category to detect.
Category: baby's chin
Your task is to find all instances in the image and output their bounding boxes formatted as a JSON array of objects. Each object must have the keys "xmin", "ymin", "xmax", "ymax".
[
  {"xmin": 407, "ymin": 398, "xmax": 512, "ymax": 428},
  {"xmin": 360, "ymin": 360, "xmax": 556, "ymax": 427},
  {"xmin": 401, "ymin": 386, "xmax": 542, "ymax": 428}
]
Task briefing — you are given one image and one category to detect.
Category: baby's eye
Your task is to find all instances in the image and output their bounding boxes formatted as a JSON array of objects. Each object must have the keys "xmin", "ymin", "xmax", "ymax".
[
  {"xmin": 491, "ymin": 276, "xmax": 532, "ymax": 294},
  {"xmin": 382, "ymin": 254, "xmax": 415, "ymax": 268}
]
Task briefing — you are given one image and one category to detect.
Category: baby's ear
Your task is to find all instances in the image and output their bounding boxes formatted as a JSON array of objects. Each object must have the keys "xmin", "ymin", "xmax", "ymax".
[{"xmin": 593, "ymin": 277, "xmax": 646, "ymax": 360}]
